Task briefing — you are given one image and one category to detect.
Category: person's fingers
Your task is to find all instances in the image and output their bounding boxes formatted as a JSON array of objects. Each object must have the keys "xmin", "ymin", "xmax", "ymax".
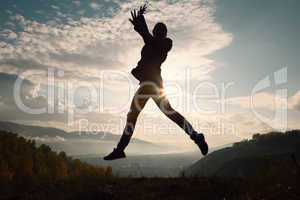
[
  {"xmin": 137, "ymin": 7, "xmax": 141, "ymax": 15},
  {"xmin": 129, "ymin": 19, "xmax": 134, "ymax": 25},
  {"xmin": 134, "ymin": 9, "xmax": 137, "ymax": 18},
  {"xmin": 131, "ymin": 11, "xmax": 134, "ymax": 19}
]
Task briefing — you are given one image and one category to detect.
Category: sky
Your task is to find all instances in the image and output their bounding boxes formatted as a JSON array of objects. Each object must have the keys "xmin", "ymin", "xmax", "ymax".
[{"xmin": 0, "ymin": 0, "xmax": 299, "ymax": 151}]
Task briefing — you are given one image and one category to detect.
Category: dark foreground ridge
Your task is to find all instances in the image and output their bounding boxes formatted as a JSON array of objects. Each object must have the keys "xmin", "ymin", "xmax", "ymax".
[{"xmin": 1, "ymin": 177, "xmax": 299, "ymax": 200}]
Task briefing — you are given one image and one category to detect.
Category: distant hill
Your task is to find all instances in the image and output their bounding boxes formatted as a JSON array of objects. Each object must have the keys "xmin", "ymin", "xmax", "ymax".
[
  {"xmin": 77, "ymin": 145, "xmax": 231, "ymax": 178},
  {"xmin": 0, "ymin": 121, "xmax": 146, "ymax": 142},
  {"xmin": 78, "ymin": 151, "xmax": 202, "ymax": 177},
  {"xmin": 186, "ymin": 130, "xmax": 300, "ymax": 178},
  {"xmin": 0, "ymin": 121, "xmax": 167, "ymax": 155}
]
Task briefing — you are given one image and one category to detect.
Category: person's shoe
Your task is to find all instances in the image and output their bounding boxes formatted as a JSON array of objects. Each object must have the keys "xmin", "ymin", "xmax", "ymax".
[
  {"xmin": 190, "ymin": 132, "xmax": 209, "ymax": 156},
  {"xmin": 103, "ymin": 148, "xmax": 126, "ymax": 161}
]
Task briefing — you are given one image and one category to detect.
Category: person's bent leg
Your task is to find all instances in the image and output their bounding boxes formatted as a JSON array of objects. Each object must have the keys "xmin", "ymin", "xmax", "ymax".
[
  {"xmin": 153, "ymin": 93, "xmax": 209, "ymax": 155},
  {"xmin": 153, "ymin": 94, "xmax": 195, "ymax": 135}
]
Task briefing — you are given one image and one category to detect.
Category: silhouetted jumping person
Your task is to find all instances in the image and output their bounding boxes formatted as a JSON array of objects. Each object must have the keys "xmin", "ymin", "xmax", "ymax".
[{"xmin": 104, "ymin": 5, "xmax": 208, "ymax": 160}]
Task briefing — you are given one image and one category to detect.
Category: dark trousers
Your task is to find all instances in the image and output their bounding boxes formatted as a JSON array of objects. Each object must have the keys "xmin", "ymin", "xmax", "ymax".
[{"xmin": 117, "ymin": 82, "xmax": 196, "ymax": 151}]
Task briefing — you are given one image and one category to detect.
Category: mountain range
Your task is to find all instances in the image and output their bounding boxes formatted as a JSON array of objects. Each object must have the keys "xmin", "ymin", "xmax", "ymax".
[{"xmin": 0, "ymin": 121, "xmax": 168, "ymax": 155}]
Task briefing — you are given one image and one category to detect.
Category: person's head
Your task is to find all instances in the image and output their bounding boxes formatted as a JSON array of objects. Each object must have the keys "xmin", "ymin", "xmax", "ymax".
[{"xmin": 152, "ymin": 22, "xmax": 167, "ymax": 38}]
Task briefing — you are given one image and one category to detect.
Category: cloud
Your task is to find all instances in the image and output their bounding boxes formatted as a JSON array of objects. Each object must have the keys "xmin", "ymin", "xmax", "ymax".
[
  {"xmin": 0, "ymin": 29, "xmax": 17, "ymax": 40},
  {"xmin": 0, "ymin": 0, "xmax": 234, "ymax": 138},
  {"xmin": 0, "ymin": 0, "xmax": 232, "ymax": 85},
  {"xmin": 288, "ymin": 91, "xmax": 300, "ymax": 111},
  {"xmin": 0, "ymin": 72, "xmax": 124, "ymax": 131},
  {"xmin": 0, "ymin": 73, "xmax": 49, "ymax": 111},
  {"xmin": 90, "ymin": 2, "xmax": 101, "ymax": 10},
  {"xmin": 227, "ymin": 90, "xmax": 300, "ymax": 113},
  {"xmin": 227, "ymin": 92, "xmax": 287, "ymax": 111},
  {"xmin": 51, "ymin": 5, "xmax": 60, "ymax": 10},
  {"xmin": 217, "ymin": 91, "xmax": 300, "ymax": 135}
]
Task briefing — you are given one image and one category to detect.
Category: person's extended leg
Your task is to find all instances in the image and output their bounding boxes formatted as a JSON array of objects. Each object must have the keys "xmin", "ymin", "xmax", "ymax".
[
  {"xmin": 104, "ymin": 85, "xmax": 150, "ymax": 160},
  {"xmin": 152, "ymin": 91, "xmax": 208, "ymax": 155},
  {"xmin": 116, "ymin": 87, "xmax": 150, "ymax": 151}
]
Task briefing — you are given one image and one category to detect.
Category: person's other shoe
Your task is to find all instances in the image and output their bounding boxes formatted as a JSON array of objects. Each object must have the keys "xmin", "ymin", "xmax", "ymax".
[{"xmin": 103, "ymin": 148, "xmax": 126, "ymax": 160}]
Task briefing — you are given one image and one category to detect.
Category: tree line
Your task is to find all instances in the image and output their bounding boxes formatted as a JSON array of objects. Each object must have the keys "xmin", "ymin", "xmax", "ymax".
[{"xmin": 0, "ymin": 131, "xmax": 112, "ymax": 184}]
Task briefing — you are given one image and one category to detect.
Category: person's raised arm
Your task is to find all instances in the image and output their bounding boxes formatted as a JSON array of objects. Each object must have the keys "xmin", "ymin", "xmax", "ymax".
[{"xmin": 129, "ymin": 5, "xmax": 153, "ymax": 44}]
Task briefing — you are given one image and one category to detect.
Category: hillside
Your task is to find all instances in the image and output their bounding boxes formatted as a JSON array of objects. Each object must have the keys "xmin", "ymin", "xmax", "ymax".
[
  {"xmin": 0, "ymin": 131, "xmax": 112, "ymax": 197},
  {"xmin": 186, "ymin": 130, "xmax": 300, "ymax": 178}
]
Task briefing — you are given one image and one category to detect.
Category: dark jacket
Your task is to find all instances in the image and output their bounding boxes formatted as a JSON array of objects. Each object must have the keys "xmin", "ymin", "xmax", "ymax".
[{"xmin": 131, "ymin": 15, "xmax": 172, "ymax": 87}]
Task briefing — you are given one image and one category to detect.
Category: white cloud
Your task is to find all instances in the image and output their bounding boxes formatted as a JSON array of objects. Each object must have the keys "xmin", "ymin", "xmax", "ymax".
[
  {"xmin": 289, "ymin": 91, "xmax": 300, "ymax": 111},
  {"xmin": 227, "ymin": 92, "xmax": 287, "ymax": 110},
  {"xmin": 51, "ymin": 5, "xmax": 60, "ymax": 10},
  {"xmin": 0, "ymin": 0, "xmax": 235, "ymax": 140},
  {"xmin": 10, "ymin": 14, "xmax": 26, "ymax": 25},
  {"xmin": 90, "ymin": 2, "xmax": 101, "ymax": 10},
  {"xmin": 227, "ymin": 91, "xmax": 300, "ymax": 112},
  {"xmin": 0, "ymin": 29, "xmax": 17, "ymax": 39},
  {"xmin": 0, "ymin": 0, "xmax": 232, "ymax": 85}
]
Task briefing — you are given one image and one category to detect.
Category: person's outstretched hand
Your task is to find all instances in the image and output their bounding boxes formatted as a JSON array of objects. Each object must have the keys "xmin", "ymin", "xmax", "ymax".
[
  {"xmin": 129, "ymin": 4, "xmax": 147, "ymax": 26},
  {"xmin": 138, "ymin": 4, "xmax": 147, "ymax": 15},
  {"xmin": 129, "ymin": 9, "xmax": 138, "ymax": 26}
]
